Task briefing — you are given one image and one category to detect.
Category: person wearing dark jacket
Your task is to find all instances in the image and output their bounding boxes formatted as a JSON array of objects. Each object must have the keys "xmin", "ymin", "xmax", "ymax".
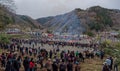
[
  {"xmin": 23, "ymin": 57, "xmax": 29, "ymax": 71},
  {"xmin": 109, "ymin": 57, "xmax": 113, "ymax": 70},
  {"xmin": 17, "ymin": 56, "xmax": 22, "ymax": 71},
  {"xmin": 13, "ymin": 59, "xmax": 20, "ymax": 71},
  {"xmin": 67, "ymin": 62, "xmax": 73, "ymax": 71},
  {"xmin": 5, "ymin": 60, "xmax": 12, "ymax": 71},
  {"xmin": 1, "ymin": 53, "xmax": 6, "ymax": 67},
  {"xmin": 52, "ymin": 60, "xmax": 58, "ymax": 71},
  {"xmin": 59, "ymin": 60, "xmax": 66, "ymax": 71},
  {"xmin": 102, "ymin": 62, "xmax": 110, "ymax": 71}
]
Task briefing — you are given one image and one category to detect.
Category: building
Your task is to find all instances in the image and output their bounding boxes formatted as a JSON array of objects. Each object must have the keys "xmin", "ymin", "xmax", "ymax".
[{"xmin": 7, "ymin": 28, "xmax": 21, "ymax": 34}]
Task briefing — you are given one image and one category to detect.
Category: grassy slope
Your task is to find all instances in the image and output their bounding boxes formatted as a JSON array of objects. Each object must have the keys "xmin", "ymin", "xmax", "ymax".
[
  {"xmin": 81, "ymin": 58, "xmax": 103, "ymax": 71},
  {"xmin": 81, "ymin": 57, "xmax": 120, "ymax": 71}
]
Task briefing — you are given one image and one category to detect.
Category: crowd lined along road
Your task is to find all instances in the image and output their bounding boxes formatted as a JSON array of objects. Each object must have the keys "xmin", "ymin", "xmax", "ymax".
[{"xmin": 0, "ymin": 38, "xmax": 119, "ymax": 71}]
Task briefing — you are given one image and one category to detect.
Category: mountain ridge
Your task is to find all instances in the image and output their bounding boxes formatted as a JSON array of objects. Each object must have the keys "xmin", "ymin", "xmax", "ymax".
[{"xmin": 37, "ymin": 6, "xmax": 120, "ymax": 34}]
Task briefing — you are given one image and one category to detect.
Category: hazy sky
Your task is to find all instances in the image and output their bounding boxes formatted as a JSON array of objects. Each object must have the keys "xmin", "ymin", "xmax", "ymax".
[{"xmin": 14, "ymin": 0, "xmax": 120, "ymax": 19}]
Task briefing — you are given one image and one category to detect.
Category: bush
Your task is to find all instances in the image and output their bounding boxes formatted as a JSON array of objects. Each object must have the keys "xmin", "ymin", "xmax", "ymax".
[
  {"xmin": 104, "ymin": 48, "xmax": 114, "ymax": 56},
  {"xmin": 85, "ymin": 31, "xmax": 94, "ymax": 37},
  {"xmin": 103, "ymin": 41, "xmax": 120, "ymax": 65},
  {"xmin": 0, "ymin": 34, "xmax": 10, "ymax": 44},
  {"xmin": 88, "ymin": 22, "xmax": 104, "ymax": 31},
  {"xmin": 101, "ymin": 40, "xmax": 112, "ymax": 48}
]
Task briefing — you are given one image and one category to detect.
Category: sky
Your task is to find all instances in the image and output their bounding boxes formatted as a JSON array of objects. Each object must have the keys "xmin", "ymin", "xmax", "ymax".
[{"xmin": 14, "ymin": 0, "xmax": 120, "ymax": 19}]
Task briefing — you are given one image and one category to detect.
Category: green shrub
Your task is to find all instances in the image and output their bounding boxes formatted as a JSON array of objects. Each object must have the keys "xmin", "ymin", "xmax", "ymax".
[
  {"xmin": 103, "ymin": 41, "xmax": 120, "ymax": 65},
  {"xmin": 0, "ymin": 34, "xmax": 10, "ymax": 44},
  {"xmin": 88, "ymin": 22, "xmax": 104, "ymax": 31},
  {"xmin": 85, "ymin": 31, "xmax": 94, "ymax": 37}
]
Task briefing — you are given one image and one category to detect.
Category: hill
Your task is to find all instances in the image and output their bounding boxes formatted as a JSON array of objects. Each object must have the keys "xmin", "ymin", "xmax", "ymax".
[
  {"xmin": 0, "ymin": 5, "xmax": 42, "ymax": 31},
  {"xmin": 36, "ymin": 6, "xmax": 120, "ymax": 35},
  {"xmin": 36, "ymin": 16, "xmax": 54, "ymax": 25}
]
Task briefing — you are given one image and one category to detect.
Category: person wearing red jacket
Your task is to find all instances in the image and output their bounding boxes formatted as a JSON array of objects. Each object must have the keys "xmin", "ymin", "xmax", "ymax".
[{"xmin": 29, "ymin": 58, "xmax": 35, "ymax": 71}]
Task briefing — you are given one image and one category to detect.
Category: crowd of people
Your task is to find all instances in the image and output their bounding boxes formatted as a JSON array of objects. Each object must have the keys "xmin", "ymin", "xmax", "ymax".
[
  {"xmin": 0, "ymin": 38, "xmax": 119, "ymax": 71},
  {"xmin": 102, "ymin": 57, "xmax": 119, "ymax": 71}
]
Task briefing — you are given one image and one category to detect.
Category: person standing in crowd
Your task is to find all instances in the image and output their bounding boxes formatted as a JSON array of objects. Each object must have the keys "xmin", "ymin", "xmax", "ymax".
[
  {"xmin": 45, "ymin": 58, "xmax": 52, "ymax": 71},
  {"xmin": 100, "ymin": 50, "xmax": 104, "ymax": 60},
  {"xmin": 114, "ymin": 57, "xmax": 119, "ymax": 71},
  {"xmin": 29, "ymin": 58, "xmax": 35, "ymax": 71},
  {"xmin": 17, "ymin": 56, "xmax": 22, "ymax": 71},
  {"xmin": 52, "ymin": 59, "xmax": 58, "ymax": 71},
  {"xmin": 59, "ymin": 59, "xmax": 66, "ymax": 71},
  {"xmin": 5, "ymin": 60, "xmax": 12, "ymax": 71},
  {"xmin": 49, "ymin": 50, "xmax": 53, "ymax": 59},
  {"xmin": 75, "ymin": 62, "xmax": 81, "ymax": 71},
  {"xmin": 34, "ymin": 63, "xmax": 37, "ymax": 71},
  {"xmin": 12, "ymin": 56, "xmax": 20, "ymax": 71},
  {"xmin": 109, "ymin": 57, "xmax": 113, "ymax": 70},
  {"xmin": 67, "ymin": 62, "xmax": 73, "ymax": 71},
  {"xmin": 23, "ymin": 57, "xmax": 29, "ymax": 71},
  {"xmin": 1, "ymin": 53, "xmax": 6, "ymax": 68},
  {"xmin": 102, "ymin": 62, "xmax": 110, "ymax": 71},
  {"xmin": 105, "ymin": 57, "xmax": 111, "ymax": 69},
  {"xmin": 79, "ymin": 52, "xmax": 84, "ymax": 62}
]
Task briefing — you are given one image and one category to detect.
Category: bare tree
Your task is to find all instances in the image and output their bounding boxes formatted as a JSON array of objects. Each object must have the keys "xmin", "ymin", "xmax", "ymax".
[{"xmin": 0, "ymin": 0, "xmax": 16, "ymax": 13}]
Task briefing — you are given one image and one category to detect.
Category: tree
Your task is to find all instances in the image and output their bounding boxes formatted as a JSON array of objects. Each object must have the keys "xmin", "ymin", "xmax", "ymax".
[
  {"xmin": 0, "ymin": 0, "xmax": 16, "ymax": 13},
  {"xmin": 84, "ymin": 31, "xmax": 95, "ymax": 37}
]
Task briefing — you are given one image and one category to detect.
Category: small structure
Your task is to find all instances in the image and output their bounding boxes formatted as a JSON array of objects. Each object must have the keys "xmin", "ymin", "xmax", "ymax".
[
  {"xmin": 29, "ymin": 29, "xmax": 41, "ymax": 37},
  {"xmin": 6, "ymin": 25, "xmax": 21, "ymax": 34},
  {"xmin": 7, "ymin": 28, "xmax": 21, "ymax": 34},
  {"xmin": 110, "ymin": 32, "xmax": 119, "ymax": 36}
]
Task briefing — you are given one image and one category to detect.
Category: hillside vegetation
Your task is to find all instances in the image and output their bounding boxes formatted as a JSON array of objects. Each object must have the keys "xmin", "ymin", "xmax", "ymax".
[{"xmin": 0, "ymin": 5, "xmax": 41, "ymax": 31}]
